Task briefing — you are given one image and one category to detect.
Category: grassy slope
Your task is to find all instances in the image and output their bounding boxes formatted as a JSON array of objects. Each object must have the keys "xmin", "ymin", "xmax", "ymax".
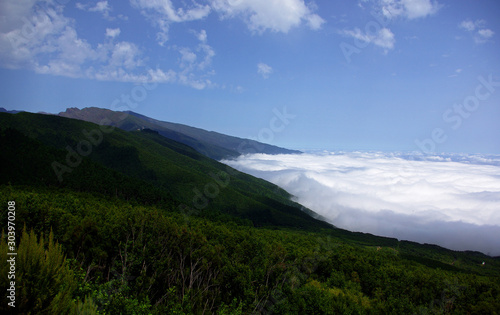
[{"xmin": 0, "ymin": 112, "xmax": 330, "ymax": 230}]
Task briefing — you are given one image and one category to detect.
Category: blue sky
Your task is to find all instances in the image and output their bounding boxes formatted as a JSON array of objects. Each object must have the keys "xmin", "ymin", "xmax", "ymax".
[{"xmin": 0, "ymin": 0, "xmax": 499, "ymax": 154}]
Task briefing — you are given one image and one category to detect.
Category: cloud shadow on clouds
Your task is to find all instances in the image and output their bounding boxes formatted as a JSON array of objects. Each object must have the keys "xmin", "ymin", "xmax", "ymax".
[{"xmin": 332, "ymin": 206, "xmax": 500, "ymax": 256}]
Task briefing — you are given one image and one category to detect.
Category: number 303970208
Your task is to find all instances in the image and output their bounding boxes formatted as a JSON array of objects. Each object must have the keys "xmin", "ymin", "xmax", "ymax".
[{"xmin": 7, "ymin": 201, "xmax": 15, "ymax": 234}]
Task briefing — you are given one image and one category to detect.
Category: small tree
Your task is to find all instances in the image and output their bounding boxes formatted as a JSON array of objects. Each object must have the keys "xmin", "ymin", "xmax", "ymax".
[{"xmin": 0, "ymin": 228, "xmax": 97, "ymax": 314}]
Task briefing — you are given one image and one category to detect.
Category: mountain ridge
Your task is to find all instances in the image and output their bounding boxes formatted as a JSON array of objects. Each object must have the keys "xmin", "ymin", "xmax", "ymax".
[
  {"xmin": 0, "ymin": 111, "xmax": 327, "ymax": 230},
  {"xmin": 58, "ymin": 107, "xmax": 301, "ymax": 160}
]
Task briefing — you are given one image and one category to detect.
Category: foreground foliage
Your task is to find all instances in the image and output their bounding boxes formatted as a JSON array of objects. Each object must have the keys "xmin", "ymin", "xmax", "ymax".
[
  {"xmin": 1, "ymin": 186, "xmax": 499, "ymax": 314},
  {"xmin": 0, "ymin": 226, "xmax": 97, "ymax": 314}
]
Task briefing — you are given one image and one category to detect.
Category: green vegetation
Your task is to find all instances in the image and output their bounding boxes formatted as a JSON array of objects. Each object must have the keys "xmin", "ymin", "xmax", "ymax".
[
  {"xmin": 0, "ymin": 112, "xmax": 330, "ymax": 230},
  {"xmin": 0, "ymin": 112, "xmax": 499, "ymax": 314},
  {"xmin": 1, "ymin": 187, "xmax": 499, "ymax": 314},
  {"xmin": 0, "ymin": 227, "xmax": 98, "ymax": 314}
]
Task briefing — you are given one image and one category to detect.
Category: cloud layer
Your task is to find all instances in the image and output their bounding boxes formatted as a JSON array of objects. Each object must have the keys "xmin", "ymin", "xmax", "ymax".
[{"xmin": 222, "ymin": 152, "xmax": 500, "ymax": 255}]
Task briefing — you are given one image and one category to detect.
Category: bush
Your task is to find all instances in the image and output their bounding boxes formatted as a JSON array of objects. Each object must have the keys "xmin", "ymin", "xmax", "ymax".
[{"xmin": 0, "ymin": 228, "xmax": 97, "ymax": 314}]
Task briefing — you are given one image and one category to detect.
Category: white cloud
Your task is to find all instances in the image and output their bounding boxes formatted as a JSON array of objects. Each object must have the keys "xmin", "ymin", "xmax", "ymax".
[
  {"xmin": 477, "ymin": 28, "xmax": 494, "ymax": 39},
  {"xmin": 340, "ymin": 27, "xmax": 395, "ymax": 52},
  {"xmin": 0, "ymin": 5, "xmax": 86, "ymax": 71},
  {"xmin": 130, "ymin": 0, "xmax": 211, "ymax": 45},
  {"xmin": 178, "ymin": 72, "xmax": 214, "ymax": 90},
  {"xmin": 197, "ymin": 43, "xmax": 215, "ymax": 70},
  {"xmin": 0, "ymin": 0, "xmax": 37, "ymax": 31},
  {"xmin": 379, "ymin": 0, "xmax": 440, "ymax": 20},
  {"xmin": 222, "ymin": 152, "xmax": 500, "ymax": 255},
  {"xmin": 89, "ymin": 1, "xmax": 110, "ymax": 13},
  {"xmin": 131, "ymin": 0, "xmax": 211, "ymax": 22},
  {"xmin": 197, "ymin": 29, "xmax": 207, "ymax": 42},
  {"xmin": 179, "ymin": 47, "xmax": 197, "ymax": 65},
  {"xmin": 173, "ymin": 31, "xmax": 216, "ymax": 89},
  {"xmin": 257, "ymin": 62, "xmax": 273, "ymax": 79},
  {"xmin": 306, "ymin": 13, "xmax": 325, "ymax": 30},
  {"xmin": 76, "ymin": 1, "xmax": 112, "ymax": 19},
  {"xmin": 108, "ymin": 41, "xmax": 143, "ymax": 70},
  {"xmin": 211, "ymin": 0, "xmax": 325, "ymax": 33},
  {"xmin": 459, "ymin": 19, "xmax": 478, "ymax": 32},
  {"xmin": 459, "ymin": 19, "xmax": 494, "ymax": 44},
  {"xmin": 346, "ymin": 0, "xmax": 438, "ymax": 53},
  {"xmin": 147, "ymin": 68, "xmax": 177, "ymax": 83},
  {"xmin": 400, "ymin": 0, "xmax": 439, "ymax": 19},
  {"xmin": 0, "ymin": 0, "xmax": 215, "ymax": 87},
  {"xmin": 459, "ymin": 19, "xmax": 485, "ymax": 32},
  {"xmin": 132, "ymin": 0, "xmax": 326, "ymax": 38},
  {"xmin": 105, "ymin": 28, "xmax": 121, "ymax": 38},
  {"xmin": 75, "ymin": 3, "xmax": 86, "ymax": 10},
  {"xmin": 448, "ymin": 68, "xmax": 462, "ymax": 78}
]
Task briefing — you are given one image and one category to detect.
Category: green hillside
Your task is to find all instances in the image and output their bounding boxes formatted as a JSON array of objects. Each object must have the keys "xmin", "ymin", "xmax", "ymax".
[
  {"xmin": 0, "ymin": 112, "xmax": 329, "ymax": 230},
  {"xmin": 0, "ymin": 112, "xmax": 499, "ymax": 314}
]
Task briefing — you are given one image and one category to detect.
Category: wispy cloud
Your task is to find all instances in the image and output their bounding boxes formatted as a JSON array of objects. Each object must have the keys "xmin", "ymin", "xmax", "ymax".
[
  {"xmin": 196, "ymin": 29, "xmax": 208, "ymax": 43},
  {"xmin": 76, "ymin": 1, "xmax": 113, "ymax": 19},
  {"xmin": 0, "ymin": 1, "xmax": 215, "ymax": 87},
  {"xmin": 448, "ymin": 68, "xmax": 462, "ymax": 78},
  {"xmin": 175, "ymin": 30, "xmax": 216, "ymax": 89},
  {"xmin": 130, "ymin": 0, "xmax": 211, "ymax": 46},
  {"xmin": 459, "ymin": 19, "xmax": 495, "ymax": 44},
  {"xmin": 459, "ymin": 19, "xmax": 479, "ymax": 32},
  {"xmin": 340, "ymin": 0, "xmax": 440, "ymax": 55},
  {"xmin": 378, "ymin": 0, "xmax": 441, "ymax": 20},
  {"xmin": 339, "ymin": 27, "xmax": 395, "ymax": 52},
  {"xmin": 105, "ymin": 28, "xmax": 121, "ymax": 38},
  {"xmin": 0, "ymin": 3, "xmax": 147, "ymax": 82},
  {"xmin": 131, "ymin": 0, "xmax": 325, "ymax": 44},
  {"xmin": 257, "ymin": 62, "xmax": 273, "ymax": 79},
  {"xmin": 223, "ymin": 152, "xmax": 500, "ymax": 255}
]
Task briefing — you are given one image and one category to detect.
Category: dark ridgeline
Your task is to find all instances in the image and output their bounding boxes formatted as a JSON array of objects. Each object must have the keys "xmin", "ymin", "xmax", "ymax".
[{"xmin": 59, "ymin": 107, "xmax": 302, "ymax": 160}]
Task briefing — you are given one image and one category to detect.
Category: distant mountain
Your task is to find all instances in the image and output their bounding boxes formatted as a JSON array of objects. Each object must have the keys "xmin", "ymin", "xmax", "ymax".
[
  {"xmin": 0, "ymin": 107, "xmax": 22, "ymax": 114},
  {"xmin": 59, "ymin": 107, "xmax": 301, "ymax": 160}
]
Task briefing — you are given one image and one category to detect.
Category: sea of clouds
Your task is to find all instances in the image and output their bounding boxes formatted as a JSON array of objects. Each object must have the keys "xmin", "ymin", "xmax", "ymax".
[{"xmin": 222, "ymin": 152, "xmax": 500, "ymax": 256}]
